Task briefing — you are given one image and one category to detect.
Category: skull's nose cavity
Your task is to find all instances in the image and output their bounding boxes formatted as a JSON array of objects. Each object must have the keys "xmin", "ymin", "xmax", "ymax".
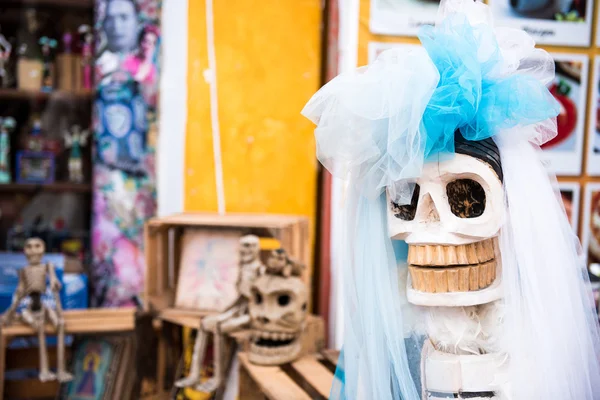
[
  {"xmin": 421, "ymin": 193, "xmax": 440, "ymax": 222},
  {"xmin": 257, "ymin": 316, "xmax": 270, "ymax": 324}
]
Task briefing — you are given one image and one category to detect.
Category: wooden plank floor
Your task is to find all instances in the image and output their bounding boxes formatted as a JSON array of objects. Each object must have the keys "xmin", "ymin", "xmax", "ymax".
[{"xmin": 239, "ymin": 351, "xmax": 338, "ymax": 400}]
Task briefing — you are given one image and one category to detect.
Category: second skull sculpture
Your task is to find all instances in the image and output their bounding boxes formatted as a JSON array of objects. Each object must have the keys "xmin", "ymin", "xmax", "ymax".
[{"xmin": 249, "ymin": 250, "xmax": 307, "ymax": 365}]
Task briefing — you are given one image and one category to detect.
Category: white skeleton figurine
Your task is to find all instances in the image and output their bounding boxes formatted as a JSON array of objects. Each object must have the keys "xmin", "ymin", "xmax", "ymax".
[
  {"xmin": 64, "ymin": 125, "xmax": 90, "ymax": 183},
  {"xmin": 389, "ymin": 137, "xmax": 508, "ymax": 399},
  {"xmin": 175, "ymin": 235, "xmax": 263, "ymax": 393},
  {"xmin": 0, "ymin": 238, "xmax": 73, "ymax": 382},
  {"xmin": 0, "ymin": 29, "xmax": 11, "ymax": 88}
]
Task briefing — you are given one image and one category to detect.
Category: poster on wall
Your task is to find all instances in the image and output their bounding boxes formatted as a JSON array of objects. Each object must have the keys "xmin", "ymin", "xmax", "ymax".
[
  {"xmin": 540, "ymin": 53, "xmax": 587, "ymax": 176},
  {"xmin": 489, "ymin": 0, "xmax": 592, "ymax": 46},
  {"xmin": 370, "ymin": 0, "xmax": 437, "ymax": 37},
  {"xmin": 558, "ymin": 181, "xmax": 581, "ymax": 232},
  {"xmin": 368, "ymin": 42, "xmax": 419, "ymax": 63},
  {"xmin": 587, "ymin": 56, "xmax": 600, "ymax": 176},
  {"xmin": 583, "ymin": 184, "xmax": 600, "ymax": 315},
  {"xmin": 92, "ymin": 0, "xmax": 161, "ymax": 307}
]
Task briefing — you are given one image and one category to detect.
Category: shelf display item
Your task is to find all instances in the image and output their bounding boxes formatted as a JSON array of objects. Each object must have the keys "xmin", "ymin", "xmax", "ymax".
[
  {"xmin": 248, "ymin": 248, "xmax": 307, "ymax": 366},
  {"xmin": 0, "ymin": 117, "xmax": 16, "ymax": 183},
  {"xmin": 302, "ymin": 0, "xmax": 600, "ymax": 398},
  {"xmin": 0, "ymin": 28, "xmax": 12, "ymax": 88},
  {"xmin": 174, "ymin": 235, "xmax": 261, "ymax": 394},
  {"xmin": 0, "ymin": 238, "xmax": 73, "ymax": 383},
  {"xmin": 64, "ymin": 125, "xmax": 90, "ymax": 183},
  {"xmin": 16, "ymin": 151, "xmax": 55, "ymax": 184},
  {"xmin": 39, "ymin": 36, "xmax": 57, "ymax": 93},
  {"xmin": 79, "ymin": 25, "xmax": 93, "ymax": 91}
]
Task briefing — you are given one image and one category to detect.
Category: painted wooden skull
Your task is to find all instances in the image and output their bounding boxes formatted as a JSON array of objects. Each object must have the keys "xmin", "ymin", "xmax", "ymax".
[
  {"xmin": 248, "ymin": 258, "xmax": 308, "ymax": 365},
  {"xmin": 387, "ymin": 135, "xmax": 505, "ymax": 306}
]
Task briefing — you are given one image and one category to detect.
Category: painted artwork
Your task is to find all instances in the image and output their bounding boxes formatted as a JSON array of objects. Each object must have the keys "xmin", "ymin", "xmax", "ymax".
[
  {"xmin": 558, "ymin": 182, "xmax": 581, "ymax": 232},
  {"xmin": 175, "ymin": 229, "xmax": 241, "ymax": 312},
  {"xmin": 489, "ymin": 0, "xmax": 592, "ymax": 46},
  {"xmin": 91, "ymin": 0, "xmax": 161, "ymax": 306},
  {"xmin": 58, "ymin": 338, "xmax": 123, "ymax": 400},
  {"xmin": 584, "ymin": 184, "xmax": 600, "ymax": 317},
  {"xmin": 587, "ymin": 56, "xmax": 600, "ymax": 176},
  {"xmin": 540, "ymin": 54, "xmax": 588, "ymax": 176},
  {"xmin": 370, "ymin": 0, "xmax": 438, "ymax": 37}
]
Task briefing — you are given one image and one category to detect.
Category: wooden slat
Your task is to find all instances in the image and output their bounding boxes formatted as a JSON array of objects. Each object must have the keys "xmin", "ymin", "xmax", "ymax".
[
  {"xmin": 1, "ymin": 308, "xmax": 135, "ymax": 337},
  {"xmin": 144, "ymin": 223, "xmax": 159, "ymax": 304},
  {"xmin": 148, "ymin": 213, "xmax": 307, "ymax": 229},
  {"xmin": 238, "ymin": 353, "xmax": 311, "ymax": 400},
  {"xmin": 290, "ymin": 355, "xmax": 334, "ymax": 398},
  {"xmin": 4, "ymin": 378, "xmax": 58, "ymax": 399},
  {"xmin": 321, "ymin": 349, "xmax": 340, "ymax": 367}
]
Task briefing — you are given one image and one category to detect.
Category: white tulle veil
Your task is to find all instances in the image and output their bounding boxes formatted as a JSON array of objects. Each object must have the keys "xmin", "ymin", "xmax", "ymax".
[{"xmin": 302, "ymin": 0, "xmax": 600, "ymax": 399}]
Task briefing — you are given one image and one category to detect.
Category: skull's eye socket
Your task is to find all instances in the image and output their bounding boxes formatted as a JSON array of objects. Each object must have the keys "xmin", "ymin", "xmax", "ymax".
[
  {"xmin": 391, "ymin": 185, "xmax": 420, "ymax": 221},
  {"xmin": 253, "ymin": 291, "xmax": 263, "ymax": 304},
  {"xmin": 278, "ymin": 294, "xmax": 291, "ymax": 307},
  {"xmin": 446, "ymin": 179, "xmax": 486, "ymax": 218}
]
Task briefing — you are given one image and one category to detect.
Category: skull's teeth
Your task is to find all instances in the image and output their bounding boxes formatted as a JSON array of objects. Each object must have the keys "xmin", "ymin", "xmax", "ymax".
[
  {"xmin": 408, "ymin": 260, "xmax": 496, "ymax": 293},
  {"xmin": 407, "ymin": 238, "xmax": 496, "ymax": 267}
]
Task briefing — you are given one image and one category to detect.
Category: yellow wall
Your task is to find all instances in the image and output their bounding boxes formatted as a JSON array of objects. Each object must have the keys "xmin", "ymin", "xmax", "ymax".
[
  {"xmin": 185, "ymin": 0, "xmax": 320, "ymax": 214},
  {"xmin": 184, "ymin": 0, "xmax": 321, "ymax": 285}
]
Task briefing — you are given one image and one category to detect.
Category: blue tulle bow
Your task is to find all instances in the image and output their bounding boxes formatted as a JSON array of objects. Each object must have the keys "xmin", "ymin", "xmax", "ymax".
[{"xmin": 418, "ymin": 14, "xmax": 560, "ymax": 159}]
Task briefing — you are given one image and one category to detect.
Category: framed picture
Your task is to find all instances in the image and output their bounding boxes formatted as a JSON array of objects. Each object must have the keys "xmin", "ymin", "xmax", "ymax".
[
  {"xmin": 587, "ymin": 56, "xmax": 600, "ymax": 176},
  {"xmin": 57, "ymin": 335, "xmax": 134, "ymax": 400},
  {"xmin": 558, "ymin": 181, "xmax": 581, "ymax": 232},
  {"xmin": 368, "ymin": 42, "xmax": 419, "ymax": 63},
  {"xmin": 16, "ymin": 151, "xmax": 55, "ymax": 184},
  {"xmin": 489, "ymin": 0, "xmax": 592, "ymax": 47},
  {"xmin": 369, "ymin": 0, "xmax": 438, "ymax": 37},
  {"xmin": 540, "ymin": 53, "xmax": 588, "ymax": 176},
  {"xmin": 174, "ymin": 228, "xmax": 241, "ymax": 312},
  {"xmin": 583, "ymin": 184, "xmax": 600, "ymax": 313}
]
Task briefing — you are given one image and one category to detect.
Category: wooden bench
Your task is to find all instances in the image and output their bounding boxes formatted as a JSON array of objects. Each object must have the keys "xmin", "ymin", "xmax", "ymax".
[
  {"xmin": 239, "ymin": 350, "xmax": 340, "ymax": 400},
  {"xmin": 0, "ymin": 308, "xmax": 136, "ymax": 399}
]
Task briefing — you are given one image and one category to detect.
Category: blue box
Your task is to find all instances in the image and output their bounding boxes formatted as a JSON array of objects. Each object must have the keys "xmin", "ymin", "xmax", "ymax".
[{"xmin": 0, "ymin": 252, "xmax": 65, "ymax": 313}]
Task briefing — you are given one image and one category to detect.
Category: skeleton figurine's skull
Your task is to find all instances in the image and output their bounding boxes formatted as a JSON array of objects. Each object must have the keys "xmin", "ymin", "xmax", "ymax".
[
  {"xmin": 248, "ymin": 272, "xmax": 308, "ymax": 365},
  {"xmin": 24, "ymin": 238, "xmax": 45, "ymax": 265},
  {"xmin": 388, "ymin": 136, "xmax": 504, "ymax": 306},
  {"xmin": 240, "ymin": 235, "xmax": 260, "ymax": 264}
]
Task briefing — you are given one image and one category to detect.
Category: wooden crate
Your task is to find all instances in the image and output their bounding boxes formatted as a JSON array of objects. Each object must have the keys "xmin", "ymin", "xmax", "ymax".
[
  {"xmin": 0, "ymin": 308, "xmax": 136, "ymax": 399},
  {"xmin": 238, "ymin": 349, "xmax": 340, "ymax": 400},
  {"xmin": 143, "ymin": 212, "xmax": 311, "ymax": 312}
]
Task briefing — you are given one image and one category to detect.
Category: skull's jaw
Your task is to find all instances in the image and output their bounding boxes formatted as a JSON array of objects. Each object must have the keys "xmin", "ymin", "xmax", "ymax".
[
  {"xmin": 406, "ymin": 238, "xmax": 503, "ymax": 307},
  {"xmin": 248, "ymin": 330, "xmax": 302, "ymax": 365}
]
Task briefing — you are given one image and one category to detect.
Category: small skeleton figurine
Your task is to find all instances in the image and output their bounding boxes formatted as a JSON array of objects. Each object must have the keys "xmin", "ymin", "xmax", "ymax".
[
  {"xmin": 259, "ymin": 248, "xmax": 305, "ymax": 278},
  {"xmin": 0, "ymin": 27, "xmax": 12, "ymax": 88},
  {"xmin": 64, "ymin": 125, "xmax": 90, "ymax": 183},
  {"xmin": 38, "ymin": 36, "xmax": 57, "ymax": 92},
  {"xmin": 0, "ymin": 117, "xmax": 16, "ymax": 183},
  {"xmin": 175, "ymin": 235, "xmax": 262, "ymax": 393},
  {"xmin": 0, "ymin": 238, "xmax": 73, "ymax": 382}
]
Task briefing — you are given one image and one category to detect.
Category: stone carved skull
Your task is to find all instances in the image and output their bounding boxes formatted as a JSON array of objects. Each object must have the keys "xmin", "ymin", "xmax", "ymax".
[
  {"xmin": 248, "ymin": 273, "xmax": 307, "ymax": 365},
  {"xmin": 387, "ymin": 143, "xmax": 505, "ymax": 306},
  {"xmin": 24, "ymin": 238, "xmax": 45, "ymax": 265}
]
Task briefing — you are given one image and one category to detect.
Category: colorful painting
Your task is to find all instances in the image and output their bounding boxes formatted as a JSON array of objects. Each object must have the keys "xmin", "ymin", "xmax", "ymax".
[
  {"xmin": 489, "ymin": 0, "xmax": 592, "ymax": 46},
  {"xmin": 91, "ymin": 0, "xmax": 161, "ymax": 306},
  {"xmin": 540, "ymin": 54, "xmax": 588, "ymax": 176},
  {"xmin": 558, "ymin": 181, "xmax": 581, "ymax": 232},
  {"xmin": 584, "ymin": 184, "xmax": 600, "ymax": 317},
  {"xmin": 58, "ymin": 338, "xmax": 123, "ymax": 400},
  {"xmin": 587, "ymin": 56, "xmax": 600, "ymax": 176},
  {"xmin": 175, "ymin": 229, "xmax": 241, "ymax": 312}
]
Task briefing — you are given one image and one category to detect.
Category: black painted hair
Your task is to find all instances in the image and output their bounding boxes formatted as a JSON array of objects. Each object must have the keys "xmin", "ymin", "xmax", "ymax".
[{"xmin": 454, "ymin": 130, "xmax": 503, "ymax": 182}]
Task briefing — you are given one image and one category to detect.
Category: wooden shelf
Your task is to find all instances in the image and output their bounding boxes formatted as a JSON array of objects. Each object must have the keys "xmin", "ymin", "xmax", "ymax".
[
  {"xmin": 0, "ymin": 182, "xmax": 91, "ymax": 193},
  {"xmin": 0, "ymin": 88, "xmax": 93, "ymax": 101},
  {"xmin": 1, "ymin": 0, "xmax": 93, "ymax": 8},
  {"xmin": 0, "ymin": 308, "xmax": 136, "ymax": 337}
]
